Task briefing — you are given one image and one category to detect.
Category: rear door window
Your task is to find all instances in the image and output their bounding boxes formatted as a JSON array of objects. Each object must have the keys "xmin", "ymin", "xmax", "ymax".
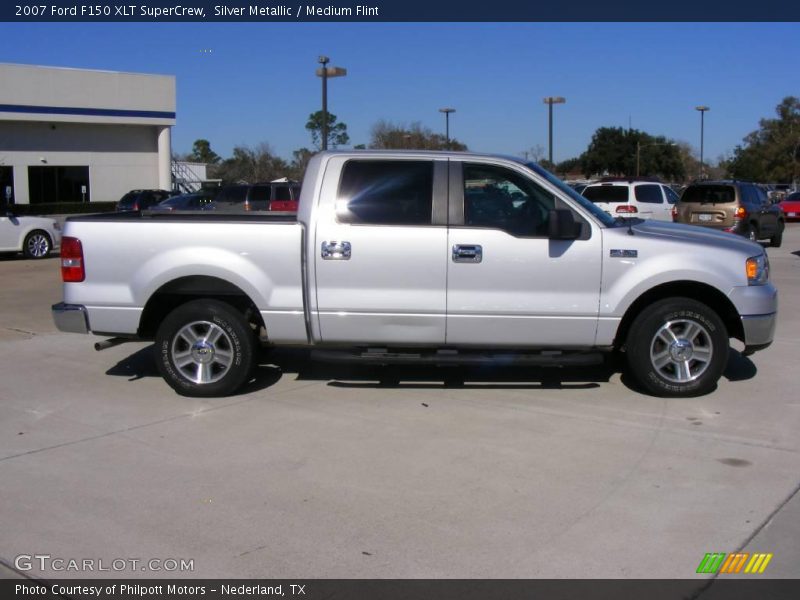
[{"xmin": 337, "ymin": 160, "xmax": 434, "ymax": 225}]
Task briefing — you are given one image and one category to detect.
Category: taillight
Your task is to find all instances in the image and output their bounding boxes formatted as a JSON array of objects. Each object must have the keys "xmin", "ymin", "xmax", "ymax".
[
  {"xmin": 61, "ymin": 237, "xmax": 85, "ymax": 282},
  {"xmin": 616, "ymin": 205, "xmax": 638, "ymax": 213},
  {"xmin": 132, "ymin": 201, "xmax": 139, "ymax": 211},
  {"xmin": 671, "ymin": 206, "xmax": 678, "ymax": 222},
  {"xmin": 735, "ymin": 206, "xmax": 747, "ymax": 219}
]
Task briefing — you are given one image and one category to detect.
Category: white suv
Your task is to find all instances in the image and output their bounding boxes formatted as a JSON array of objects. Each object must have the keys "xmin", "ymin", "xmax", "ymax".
[{"xmin": 582, "ymin": 179, "xmax": 680, "ymax": 221}]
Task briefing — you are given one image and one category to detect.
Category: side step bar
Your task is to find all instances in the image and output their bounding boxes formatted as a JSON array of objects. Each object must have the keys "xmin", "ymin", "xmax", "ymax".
[{"xmin": 311, "ymin": 348, "xmax": 604, "ymax": 367}]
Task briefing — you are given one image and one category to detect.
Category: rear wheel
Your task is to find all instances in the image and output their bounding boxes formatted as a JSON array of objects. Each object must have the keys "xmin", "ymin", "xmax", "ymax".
[
  {"xmin": 23, "ymin": 230, "xmax": 52, "ymax": 259},
  {"xmin": 625, "ymin": 298, "xmax": 728, "ymax": 397},
  {"xmin": 155, "ymin": 299, "xmax": 255, "ymax": 397},
  {"xmin": 770, "ymin": 222, "xmax": 784, "ymax": 248}
]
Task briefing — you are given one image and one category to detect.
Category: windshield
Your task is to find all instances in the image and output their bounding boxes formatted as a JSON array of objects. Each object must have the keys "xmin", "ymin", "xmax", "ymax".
[
  {"xmin": 523, "ymin": 161, "xmax": 616, "ymax": 226},
  {"xmin": 583, "ymin": 185, "xmax": 629, "ymax": 203}
]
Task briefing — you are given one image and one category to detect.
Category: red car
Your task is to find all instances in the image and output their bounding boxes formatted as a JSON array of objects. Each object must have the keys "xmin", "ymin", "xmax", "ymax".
[{"xmin": 778, "ymin": 191, "xmax": 800, "ymax": 221}]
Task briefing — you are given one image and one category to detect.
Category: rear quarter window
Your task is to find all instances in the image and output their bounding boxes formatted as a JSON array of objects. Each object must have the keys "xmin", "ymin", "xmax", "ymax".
[{"xmin": 634, "ymin": 184, "xmax": 664, "ymax": 204}]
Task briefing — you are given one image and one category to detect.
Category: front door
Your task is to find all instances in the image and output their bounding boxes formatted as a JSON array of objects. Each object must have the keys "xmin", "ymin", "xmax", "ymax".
[
  {"xmin": 313, "ymin": 156, "xmax": 449, "ymax": 344},
  {"xmin": 446, "ymin": 160, "xmax": 602, "ymax": 347}
]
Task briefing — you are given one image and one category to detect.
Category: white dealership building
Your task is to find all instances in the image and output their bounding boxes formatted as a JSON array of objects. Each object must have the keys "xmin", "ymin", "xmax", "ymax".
[{"xmin": 0, "ymin": 63, "xmax": 175, "ymax": 205}]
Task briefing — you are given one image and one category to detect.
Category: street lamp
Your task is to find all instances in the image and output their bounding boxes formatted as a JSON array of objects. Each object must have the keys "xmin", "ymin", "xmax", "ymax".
[
  {"xmin": 636, "ymin": 141, "xmax": 677, "ymax": 177},
  {"xmin": 543, "ymin": 96, "xmax": 566, "ymax": 165},
  {"xmin": 439, "ymin": 107, "xmax": 455, "ymax": 149},
  {"xmin": 315, "ymin": 55, "xmax": 347, "ymax": 151},
  {"xmin": 695, "ymin": 106, "xmax": 710, "ymax": 179}
]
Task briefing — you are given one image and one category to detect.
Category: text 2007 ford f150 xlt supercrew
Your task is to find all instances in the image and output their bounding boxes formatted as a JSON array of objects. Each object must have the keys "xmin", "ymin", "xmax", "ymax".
[{"xmin": 52, "ymin": 151, "xmax": 777, "ymax": 398}]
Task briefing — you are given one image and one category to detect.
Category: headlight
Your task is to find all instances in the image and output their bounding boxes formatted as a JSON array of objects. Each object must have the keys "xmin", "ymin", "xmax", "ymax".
[{"xmin": 746, "ymin": 254, "xmax": 769, "ymax": 285}]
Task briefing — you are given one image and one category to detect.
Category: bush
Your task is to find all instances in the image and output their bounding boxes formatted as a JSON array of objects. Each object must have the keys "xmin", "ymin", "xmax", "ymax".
[{"xmin": 9, "ymin": 202, "xmax": 118, "ymax": 216}]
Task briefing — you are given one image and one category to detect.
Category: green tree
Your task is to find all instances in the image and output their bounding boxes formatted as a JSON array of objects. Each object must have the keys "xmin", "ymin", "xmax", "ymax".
[
  {"xmin": 306, "ymin": 111, "xmax": 350, "ymax": 150},
  {"xmin": 725, "ymin": 96, "xmax": 800, "ymax": 183},
  {"xmin": 368, "ymin": 120, "xmax": 467, "ymax": 151},
  {"xmin": 288, "ymin": 147, "xmax": 315, "ymax": 181},
  {"xmin": 189, "ymin": 139, "xmax": 221, "ymax": 164},
  {"xmin": 579, "ymin": 127, "xmax": 684, "ymax": 181},
  {"xmin": 214, "ymin": 143, "xmax": 289, "ymax": 184}
]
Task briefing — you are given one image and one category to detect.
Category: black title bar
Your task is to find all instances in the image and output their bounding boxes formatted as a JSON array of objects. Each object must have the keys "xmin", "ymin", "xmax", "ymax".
[{"xmin": 3, "ymin": 1, "xmax": 800, "ymax": 22}]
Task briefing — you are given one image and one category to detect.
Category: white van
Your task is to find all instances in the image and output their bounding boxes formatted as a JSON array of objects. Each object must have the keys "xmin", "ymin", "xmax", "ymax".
[{"xmin": 582, "ymin": 179, "xmax": 679, "ymax": 221}]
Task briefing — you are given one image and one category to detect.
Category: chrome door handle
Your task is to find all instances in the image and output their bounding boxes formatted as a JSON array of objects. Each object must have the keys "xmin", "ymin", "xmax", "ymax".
[
  {"xmin": 321, "ymin": 241, "xmax": 351, "ymax": 260},
  {"xmin": 452, "ymin": 244, "xmax": 482, "ymax": 263}
]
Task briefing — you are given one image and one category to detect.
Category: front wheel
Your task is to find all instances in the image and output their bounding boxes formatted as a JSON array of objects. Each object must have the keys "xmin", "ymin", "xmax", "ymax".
[
  {"xmin": 625, "ymin": 298, "xmax": 729, "ymax": 397},
  {"xmin": 155, "ymin": 299, "xmax": 255, "ymax": 397},
  {"xmin": 23, "ymin": 230, "xmax": 52, "ymax": 259}
]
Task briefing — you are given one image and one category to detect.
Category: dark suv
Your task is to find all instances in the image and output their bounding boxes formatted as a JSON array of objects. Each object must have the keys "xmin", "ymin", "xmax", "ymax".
[
  {"xmin": 675, "ymin": 180, "xmax": 785, "ymax": 247},
  {"xmin": 213, "ymin": 181, "xmax": 301, "ymax": 212},
  {"xmin": 116, "ymin": 189, "xmax": 173, "ymax": 211}
]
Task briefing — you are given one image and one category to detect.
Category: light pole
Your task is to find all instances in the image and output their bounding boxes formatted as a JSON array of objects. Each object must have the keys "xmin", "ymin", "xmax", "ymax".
[
  {"xmin": 439, "ymin": 107, "xmax": 455, "ymax": 149},
  {"xmin": 543, "ymin": 96, "xmax": 566, "ymax": 165},
  {"xmin": 315, "ymin": 56, "xmax": 347, "ymax": 151},
  {"xmin": 696, "ymin": 106, "xmax": 710, "ymax": 179},
  {"xmin": 636, "ymin": 141, "xmax": 677, "ymax": 177}
]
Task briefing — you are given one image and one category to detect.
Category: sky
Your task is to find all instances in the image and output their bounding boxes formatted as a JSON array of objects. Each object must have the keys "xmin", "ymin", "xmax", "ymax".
[{"xmin": 1, "ymin": 22, "xmax": 798, "ymax": 164}]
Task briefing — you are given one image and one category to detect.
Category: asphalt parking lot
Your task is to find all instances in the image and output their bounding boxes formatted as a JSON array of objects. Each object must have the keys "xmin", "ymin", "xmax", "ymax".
[{"xmin": 1, "ymin": 226, "xmax": 799, "ymax": 582}]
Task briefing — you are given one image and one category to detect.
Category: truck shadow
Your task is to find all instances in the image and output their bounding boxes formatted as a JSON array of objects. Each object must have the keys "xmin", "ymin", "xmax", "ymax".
[{"xmin": 105, "ymin": 345, "xmax": 757, "ymax": 395}]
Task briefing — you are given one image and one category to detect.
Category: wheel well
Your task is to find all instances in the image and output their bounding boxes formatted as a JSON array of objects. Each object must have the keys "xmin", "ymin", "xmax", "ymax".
[
  {"xmin": 138, "ymin": 276, "xmax": 265, "ymax": 339},
  {"xmin": 25, "ymin": 229, "xmax": 51, "ymax": 242},
  {"xmin": 614, "ymin": 281, "xmax": 743, "ymax": 350}
]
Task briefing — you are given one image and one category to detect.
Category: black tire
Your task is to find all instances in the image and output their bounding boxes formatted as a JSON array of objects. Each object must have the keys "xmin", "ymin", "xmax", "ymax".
[
  {"xmin": 770, "ymin": 222, "xmax": 784, "ymax": 248},
  {"xmin": 155, "ymin": 299, "xmax": 255, "ymax": 397},
  {"xmin": 23, "ymin": 230, "xmax": 52, "ymax": 259},
  {"xmin": 625, "ymin": 297, "xmax": 729, "ymax": 397}
]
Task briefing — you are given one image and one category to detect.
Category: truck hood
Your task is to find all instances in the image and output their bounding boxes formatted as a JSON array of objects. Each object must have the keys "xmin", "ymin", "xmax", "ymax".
[{"xmin": 617, "ymin": 219, "xmax": 764, "ymax": 256}]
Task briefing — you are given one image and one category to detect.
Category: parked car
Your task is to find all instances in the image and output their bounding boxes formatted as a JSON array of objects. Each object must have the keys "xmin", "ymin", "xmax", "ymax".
[
  {"xmin": 778, "ymin": 191, "xmax": 800, "ymax": 221},
  {"xmin": 116, "ymin": 189, "xmax": 173, "ymax": 211},
  {"xmin": 674, "ymin": 180, "xmax": 785, "ymax": 247},
  {"xmin": 53, "ymin": 151, "xmax": 776, "ymax": 399},
  {"xmin": 150, "ymin": 191, "xmax": 216, "ymax": 212},
  {"xmin": 213, "ymin": 181, "xmax": 301, "ymax": 212},
  {"xmin": 0, "ymin": 208, "xmax": 61, "ymax": 259},
  {"xmin": 581, "ymin": 178, "xmax": 679, "ymax": 221}
]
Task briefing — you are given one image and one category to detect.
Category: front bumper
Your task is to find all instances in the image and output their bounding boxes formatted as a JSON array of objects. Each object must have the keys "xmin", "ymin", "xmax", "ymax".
[
  {"xmin": 52, "ymin": 302, "xmax": 90, "ymax": 334},
  {"xmin": 741, "ymin": 313, "xmax": 776, "ymax": 354},
  {"xmin": 728, "ymin": 283, "xmax": 777, "ymax": 354}
]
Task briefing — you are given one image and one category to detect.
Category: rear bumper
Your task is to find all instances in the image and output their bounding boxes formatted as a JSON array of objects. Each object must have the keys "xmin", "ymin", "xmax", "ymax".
[{"xmin": 52, "ymin": 302, "xmax": 90, "ymax": 334}]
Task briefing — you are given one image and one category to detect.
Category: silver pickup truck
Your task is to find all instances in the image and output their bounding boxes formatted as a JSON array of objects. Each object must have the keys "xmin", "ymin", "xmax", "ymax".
[{"xmin": 53, "ymin": 151, "xmax": 777, "ymax": 398}]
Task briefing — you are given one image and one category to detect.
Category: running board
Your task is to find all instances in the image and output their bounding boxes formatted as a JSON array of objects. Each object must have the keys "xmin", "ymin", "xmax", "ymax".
[{"xmin": 311, "ymin": 348, "xmax": 604, "ymax": 367}]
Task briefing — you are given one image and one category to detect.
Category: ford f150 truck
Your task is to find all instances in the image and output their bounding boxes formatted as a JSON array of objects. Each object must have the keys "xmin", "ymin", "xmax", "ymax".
[{"xmin": 52, "ymin": 151, "xmax": 777, "ymax": 398}]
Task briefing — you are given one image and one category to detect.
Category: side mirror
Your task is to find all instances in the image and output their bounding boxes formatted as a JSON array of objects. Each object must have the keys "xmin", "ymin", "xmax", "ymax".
[{"xmin": 548, "ymin": 209, "xmax": 581, "ymax": 240}]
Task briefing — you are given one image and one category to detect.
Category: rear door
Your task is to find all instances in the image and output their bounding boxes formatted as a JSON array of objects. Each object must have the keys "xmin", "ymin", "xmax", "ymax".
[
  {"xmin": 750, "ymin": 185, "xmax": 778, "ymax": 236},
  {"xmin": 313, "ymin": 157, "xmax": 449, "ymax": 344},
  {"xmin": 446, "ymin": 160, "xmax": 602, "ymax": 347}
]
